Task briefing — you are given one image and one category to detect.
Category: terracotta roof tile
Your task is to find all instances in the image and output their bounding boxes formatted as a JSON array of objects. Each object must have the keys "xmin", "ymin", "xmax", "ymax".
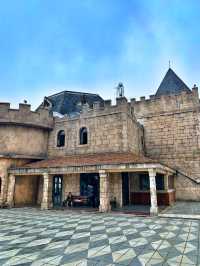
[{"xmin": 23, "ymin": 152, "xmax": 156, "ymax": 169}]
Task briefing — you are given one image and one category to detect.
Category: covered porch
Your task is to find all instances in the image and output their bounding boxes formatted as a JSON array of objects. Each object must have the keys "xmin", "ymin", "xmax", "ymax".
[{"xmin": 7, "ymin": 153, "xmax": 176, "ymax": 216}]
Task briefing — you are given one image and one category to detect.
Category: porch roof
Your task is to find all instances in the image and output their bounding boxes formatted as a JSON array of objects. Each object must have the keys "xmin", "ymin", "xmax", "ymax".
[{"xmin": 9, "ymin": 152, "xmax": 176, "ymax": 175}]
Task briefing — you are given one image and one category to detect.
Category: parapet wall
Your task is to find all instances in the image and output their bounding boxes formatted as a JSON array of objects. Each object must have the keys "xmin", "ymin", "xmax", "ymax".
[
  {"xmin": 131, "ymin": 87, "xmax": 199, "ymax": 118},
  {"xmin": 0, "ymin": 103, "xmax": 53, "ymax": 129},
  {"xmin": 56, "ymin": 87, "xmax": 199, "ymax": 121},
  {"xmin": 75, "ymin": 97, "xmax": 134, "ymax": 120}
]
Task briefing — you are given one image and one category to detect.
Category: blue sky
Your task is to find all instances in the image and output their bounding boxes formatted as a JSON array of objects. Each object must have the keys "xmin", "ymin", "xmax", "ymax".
[{"xmin": 0, "ymin": 0, "xmax": 200, "ymax": 109}]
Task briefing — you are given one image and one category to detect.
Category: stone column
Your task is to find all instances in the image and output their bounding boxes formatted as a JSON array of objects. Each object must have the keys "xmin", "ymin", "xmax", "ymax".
[
  {"xmin": 0, "ymin": 175, "xmax": 7, "ymax": 206},
  {"xmin": 41, "ymin": 173, "xmax": 53, "ymax": 210},
  {"xmin": 6, "ymin": 174, "xmax": 16, "ymax": 207},
  {"xmin": 99, "ymin": 170, "xmax": 111, "ymax": 212},
  {"xmin": 164, "ymin": 173, "xmax": 169, "ymax": 190},
  {"xmin": 148, "ymin": 169, "xmax": 158, "ymax": 215}
]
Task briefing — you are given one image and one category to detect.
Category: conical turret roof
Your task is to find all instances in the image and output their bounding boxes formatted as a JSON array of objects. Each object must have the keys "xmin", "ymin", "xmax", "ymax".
[{"xmin": 155, "ymin": 68, "xmax": 191, "ymax": 97}]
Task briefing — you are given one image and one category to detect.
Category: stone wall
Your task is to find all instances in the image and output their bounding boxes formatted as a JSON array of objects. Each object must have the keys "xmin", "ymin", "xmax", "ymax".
[
  {"xmin": 110, "ymin": 173, "xmax": 122, "ymax": 207},
  {"xmin": 48, "ymin": 98, "xmax": 143, "ymax": 157},
  {"xmin": 132, "ymin": 89, "xmax": 200, "ymax": 200},
  {"xmin": 175, "ymin": 173, "xmax": 200, "ymax": 201},
  {"xmin": 14, "ymin": 175, "xmax": 39, "ymax": 206},
  {"xmin": 0, "ymin": 102, "xmax": 53, "ymax": 129},
  {"xmin": 0, "ymin": 158, "xmax": 30, "ymax": 205},
  {"xmin": 0, "ymin": 102, "xmax": 53, "ymax": 159},
  {"xmin": 126, "ymin": 114, "xmax": 144, "ymax": 155},
  {"xmin": 136, "ymin": 111, "xmax": 200, "ymax": 178},
  {"xmin": 62, "ymin": 174, "xmax": 80, "ymax": 200},
  {"xmin": 0, "ymin": 102, "xmax": 53, "ymax": 206},
  {"xmin": 131, "ymin": 88, "xmax": 199, "ymax": 117},
  {"xmin": 0, "ymin": 125, "xmax": 49, "ymax": 158}
]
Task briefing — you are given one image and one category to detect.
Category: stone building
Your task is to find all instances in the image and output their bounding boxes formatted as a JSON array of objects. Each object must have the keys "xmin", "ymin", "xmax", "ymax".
[{"xmin": 1, "ymin": 68, "xmax": 200, "ymax": 215}]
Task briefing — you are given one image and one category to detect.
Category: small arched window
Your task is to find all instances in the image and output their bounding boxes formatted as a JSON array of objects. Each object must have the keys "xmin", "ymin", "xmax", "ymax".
[
  {"xmin": 57, "ymin": 130, "xmax": 65, "ymax": 147},
  {"xmin": 80, "ymin": 127, "xmax": 88, "ymax": 145}
]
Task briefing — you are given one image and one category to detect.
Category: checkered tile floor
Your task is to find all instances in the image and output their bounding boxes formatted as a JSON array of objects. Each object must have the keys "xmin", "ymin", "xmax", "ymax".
[{"xmin": 0, "ymin": 208, "xmax": 199, "ymax": 265}]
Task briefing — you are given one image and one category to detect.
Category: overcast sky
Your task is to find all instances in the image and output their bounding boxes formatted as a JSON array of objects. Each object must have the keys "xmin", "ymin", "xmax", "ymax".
[{"xmin": 0, "ymin": 0, "xmax": 200, "ymax": 109}]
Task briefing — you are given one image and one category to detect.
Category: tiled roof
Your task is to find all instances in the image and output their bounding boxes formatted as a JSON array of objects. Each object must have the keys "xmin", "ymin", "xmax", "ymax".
[
  {"xmin": 155, "ymin": 68, "xmax": 191, "ymax": 97},
  {"xmin": 22, "ymin": 153, "xmax": 156, "ymax": 169},
  {"xmin": 38, "ymin": 91, "xmax": 104, "ymax": 115}
]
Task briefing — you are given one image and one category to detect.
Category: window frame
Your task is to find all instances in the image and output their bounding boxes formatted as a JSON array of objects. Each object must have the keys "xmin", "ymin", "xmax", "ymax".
[
  {"xmin": 79, "ymin": 127, "xmax": 88, "ymax": 145},
  {"xmin": 57, "ymin": 130, "xmax": 65, "ymax": 147}
]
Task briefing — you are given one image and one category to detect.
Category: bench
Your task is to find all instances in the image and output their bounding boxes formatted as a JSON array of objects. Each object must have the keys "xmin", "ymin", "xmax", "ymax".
[{"xmin": 72, "ymin": 195, "xmax": 89, "ymax": 206}]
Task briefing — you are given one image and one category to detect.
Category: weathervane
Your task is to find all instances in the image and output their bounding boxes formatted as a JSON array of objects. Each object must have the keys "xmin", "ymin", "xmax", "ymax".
[{"xmin": 169, "ymin": 60, "xmax": 171, "ymax": 69}]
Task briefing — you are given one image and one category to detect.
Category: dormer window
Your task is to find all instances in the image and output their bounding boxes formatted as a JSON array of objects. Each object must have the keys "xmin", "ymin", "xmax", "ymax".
[
  {"xmin": 57, "ymin": 130, "xmax": 65, "ymax": 147},
  {"xmin": 80, "ymin": 127, "xmax": 88, "ymax": 145}
]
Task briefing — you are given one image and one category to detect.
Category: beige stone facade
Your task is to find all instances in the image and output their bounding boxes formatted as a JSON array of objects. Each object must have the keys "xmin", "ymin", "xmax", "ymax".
[
  {"xmin": 0, "ymin": 103, "xmax": 53, "ymax": 208},
  {"xmin": 48, "ymin": 98, "xmax": 143, "ymax": 157},
  {"xmin": 131, "ymin": 87, "xmax": 200, "ymax": 200},
  {"xmin": 0, "ymin": 72, "xmax": 200, "ymax": 215}
]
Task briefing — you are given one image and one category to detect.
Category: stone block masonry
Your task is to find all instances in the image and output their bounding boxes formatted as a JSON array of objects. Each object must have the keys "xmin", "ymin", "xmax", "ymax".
[
  {"xmin": 0, "ymin": 103, "xmax": 53, "ymax": 207},
  {"xmin": 48, "ymin": 97, "xmax": 144, "ymax": 157},
  {"xmin": 132, "ymin": 89, "xmax": 200, "ymax": 200}
]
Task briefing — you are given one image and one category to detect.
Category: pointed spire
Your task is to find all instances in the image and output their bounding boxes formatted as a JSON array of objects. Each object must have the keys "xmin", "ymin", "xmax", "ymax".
[{"xmin": 155, "ymin": 68, "xmax": 191, "ymax": 97}]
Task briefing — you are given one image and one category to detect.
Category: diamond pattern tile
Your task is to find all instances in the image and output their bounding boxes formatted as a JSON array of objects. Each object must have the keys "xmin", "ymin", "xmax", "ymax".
[{"xmin": 0, "ymin": 208, "xmax": 199, "ymax": 265}]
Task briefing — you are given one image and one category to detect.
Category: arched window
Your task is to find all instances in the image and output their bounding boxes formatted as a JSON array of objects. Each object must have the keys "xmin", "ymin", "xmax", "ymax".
[
  {"xmin": 80, "ymin": 127, "xmax": 88, "ymax": 145},
  {"xmin": 57, "ymin": 130, "xmax": 65, "ymax": 147}
]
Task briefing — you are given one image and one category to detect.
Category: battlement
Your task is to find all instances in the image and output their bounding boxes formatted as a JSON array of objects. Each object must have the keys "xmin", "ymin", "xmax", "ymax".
[
  {"xmin": 0, "ymin": 102, "xmax": 54, "ymax": 129},
  {"xmin": 52, "ymin": 85, "xmax": 200, "ymax": 123},
  {"xmin": 81, "ymin": 96, "xmax": 130, "ymax": 115},
  {"xmin": 54, "ymin": 96, "xmax": 136, "ymax": 123},
  {"xmin": 130, "ymin": 86, "xmax": 200, "ymax": 117},
  {"xmin": 81, "ymin": 85, "xmax": 200, "ymax": 116}
]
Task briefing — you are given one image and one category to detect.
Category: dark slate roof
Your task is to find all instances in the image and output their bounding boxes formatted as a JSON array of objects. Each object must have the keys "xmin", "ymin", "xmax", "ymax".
[
  {"xmin": 39, "ymin": 91, "xmax": 104, "ymax": 115},
  {"xmin": 155, "ymin": 68, "xmax": 191, "ymax": 97}
]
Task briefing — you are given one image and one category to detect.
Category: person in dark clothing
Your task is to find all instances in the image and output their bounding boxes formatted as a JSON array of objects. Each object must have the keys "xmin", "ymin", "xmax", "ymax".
[
  {"xmin": 67, "ymin": 192, "xmax": 73, "ymax": 207},
  {"xmin": 63, "ymin": 192, "xmax": 73, "ymax": 207}
]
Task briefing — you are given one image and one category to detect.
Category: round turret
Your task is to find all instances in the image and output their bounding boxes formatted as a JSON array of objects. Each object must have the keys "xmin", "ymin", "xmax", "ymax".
[{"xmin": 0, "ymin": 103, "xmax": 53, "ymax": 159}]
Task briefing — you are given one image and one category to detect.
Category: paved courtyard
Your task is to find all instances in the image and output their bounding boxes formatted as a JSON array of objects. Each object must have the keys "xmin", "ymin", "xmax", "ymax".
[
  {"xmin": 0, "ymin": 208, "xmax": 199, "ymax": 265},
  {"xmin": 161, "ymin": 201, "xmax": 200, "ymax": 215}
]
